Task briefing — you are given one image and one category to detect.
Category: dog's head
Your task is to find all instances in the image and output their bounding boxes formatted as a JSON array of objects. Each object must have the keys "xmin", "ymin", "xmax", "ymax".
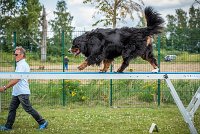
[{"xmin": 69, "ymin": 33, "xmax": 88, "ymax": 56}]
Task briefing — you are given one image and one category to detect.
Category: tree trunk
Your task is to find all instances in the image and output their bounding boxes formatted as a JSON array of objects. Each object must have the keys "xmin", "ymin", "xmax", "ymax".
[
  {"xmin": 113, "ymin": 0, "xmax": 117, "ymax": 28},
  {"xmin": 41, "ymin": 6, "xmax": 47, "ymax": 62}
]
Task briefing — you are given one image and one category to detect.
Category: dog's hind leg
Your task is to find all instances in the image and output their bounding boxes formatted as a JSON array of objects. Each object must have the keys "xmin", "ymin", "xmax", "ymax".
[
  {"xmin": 141, "ymin": 45, "xmax": 159, "ymax": 72},
  {"xmin": 100, "ymin": 59, "xmax": 113, "ymax": 72},
  {"xmin": 117, "ymin": 57, "xmax": 133, "ymax": 72},
  {"xmin": 117, "ymin": 49, "xmax": 136, "ymax": 72},
  {"xmin": 142, "ymin": 54, "xmax": 158, "ymax": 69},
  {"xmin": 147, "ymin": 58, "xmax": 159, "ymax": 72}
]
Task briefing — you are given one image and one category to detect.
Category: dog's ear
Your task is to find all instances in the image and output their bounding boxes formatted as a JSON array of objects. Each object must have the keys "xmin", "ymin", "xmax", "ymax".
[{"xmin": 80, "ymin": 43, "xmax": 87, "ymax": 52}]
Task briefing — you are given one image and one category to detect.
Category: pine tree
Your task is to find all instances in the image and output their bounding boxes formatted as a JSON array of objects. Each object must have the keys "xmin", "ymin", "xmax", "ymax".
[{"xmin": 48, "ymin": 0, "xmax": 73, "ymax": 55}]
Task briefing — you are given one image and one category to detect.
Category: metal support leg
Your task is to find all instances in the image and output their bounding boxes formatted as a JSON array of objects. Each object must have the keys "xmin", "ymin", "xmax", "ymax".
[
  {"xmin": 187, "ymin": 87, "xmax": 200, "ymax": 120},
  {"xmin": 164, "ymin": 75, "xmax": 198, "ymax": 134}
]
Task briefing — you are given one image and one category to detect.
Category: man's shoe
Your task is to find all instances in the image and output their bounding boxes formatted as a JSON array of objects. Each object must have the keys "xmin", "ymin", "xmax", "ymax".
[
  {"xmin": 0, "ymin": 125, "xmax": 11, "ymax": 131},
  {"xmin": 39, "ymin": 121, "xmax": 48, "ymax": 130}
]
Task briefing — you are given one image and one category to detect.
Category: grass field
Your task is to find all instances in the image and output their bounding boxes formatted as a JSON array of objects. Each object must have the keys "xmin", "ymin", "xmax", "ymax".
[{"xmin": 0, "ymin": 106, "xmax": 199, "ymax": 134}]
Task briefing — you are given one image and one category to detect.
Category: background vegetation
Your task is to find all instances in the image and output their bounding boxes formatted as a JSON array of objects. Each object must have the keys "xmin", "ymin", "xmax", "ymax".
[
  {"xmin": 0, "ymin": 1, "xmax": 200, "ymax": 133},
  {"xmin": 0, "ymin": 0, "xmax": 199, "ymax": 55}
]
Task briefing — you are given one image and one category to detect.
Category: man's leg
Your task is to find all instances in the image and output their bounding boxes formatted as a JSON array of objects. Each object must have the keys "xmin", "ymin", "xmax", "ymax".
[
  {"xmin": 65, "ymin": 64, "xmax": 68, "ymax": 70},
  {"xmin": 5, "ymin": 96, "xmax": 20, "ymax": 129},
  {"xmin": 18, "ymin": 94, "xmax": 45, "ymax": 125}
]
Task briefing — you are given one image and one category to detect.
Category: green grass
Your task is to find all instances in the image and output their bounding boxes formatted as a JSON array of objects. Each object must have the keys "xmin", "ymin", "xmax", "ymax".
[{"xmin": 0, "ymin": 106, "xmax": 199, "ymax": 134}]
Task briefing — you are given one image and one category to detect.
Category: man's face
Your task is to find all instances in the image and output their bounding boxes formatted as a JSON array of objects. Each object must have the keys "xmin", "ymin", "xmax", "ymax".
[{"xmin": 14, "ymin": 49, "xmax": 24, "ymax": 62}]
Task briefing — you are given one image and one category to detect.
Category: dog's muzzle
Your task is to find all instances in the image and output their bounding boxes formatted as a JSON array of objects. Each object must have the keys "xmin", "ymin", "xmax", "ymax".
[{"xmin": 69, "ymin": 48, "xmax": 81, "ymax": 56}]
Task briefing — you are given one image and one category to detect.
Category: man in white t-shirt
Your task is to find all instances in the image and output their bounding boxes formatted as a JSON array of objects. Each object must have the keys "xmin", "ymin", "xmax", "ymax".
[{"xmin": 0, "ymin": 46, "xmax": 48, "ymax": 131}]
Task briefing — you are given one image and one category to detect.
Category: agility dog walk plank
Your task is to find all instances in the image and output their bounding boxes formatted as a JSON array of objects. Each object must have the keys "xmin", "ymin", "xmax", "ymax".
[
  {"xmin": 0, "ymin": 72, "xmax": 199, "ymax": 134},
  {"xmin": 0, "ymin": 72, "xmax": 199, "ymax": 80}
]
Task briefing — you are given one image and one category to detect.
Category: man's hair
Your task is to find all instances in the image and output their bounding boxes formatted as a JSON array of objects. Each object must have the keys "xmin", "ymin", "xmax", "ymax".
[{"xmin": 15, "ymin": 46, "xmax": 26, "ymax": 58}]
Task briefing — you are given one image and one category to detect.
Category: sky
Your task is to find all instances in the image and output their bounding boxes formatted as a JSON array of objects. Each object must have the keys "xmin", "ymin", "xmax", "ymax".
[{"xmin": 39, "ymin": 0, "xmax": 197, "ymax": 31}]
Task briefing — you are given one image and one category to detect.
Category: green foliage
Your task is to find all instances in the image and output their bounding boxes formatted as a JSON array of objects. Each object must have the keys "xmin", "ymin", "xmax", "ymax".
[
  {"xmin": 0, "ymin": 0, "xmax": 42, "ymax": 52},
  {"xmin": 161, "ymin": 80, "xmax": 199, "ymax": 104},
  {"xmin": 64, "ymin": 80, "xmax": 88, "ymax": 102},
  {"xmin": 166, "ymin": 6, "xmax": 200, "ymax": 53},
  {"xmin": 137, "ymin": 81, "xmax": 157, "ymax": 102},
  {"xmin": 29, "ymin": 81, "xmax": 62, "ymax": 105},
  {"xmin": 1, "ymin": 78, "xmax": 200, "ymax": 108},
  {"xmin": 159, "ymin": 50, "xmax": 200, "ymax": 62},
  {"xmin": 28, "ymin": 53, "xmax": 40, "ymax": 61},
  {"xmin": 46, "ymin": 56, "xmax": 62, "ymax": 63}
]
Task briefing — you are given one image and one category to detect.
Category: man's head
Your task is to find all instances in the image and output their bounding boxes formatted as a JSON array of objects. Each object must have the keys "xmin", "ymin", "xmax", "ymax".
[{"xmin": 14, "ymin": 46, "xmax": 26, "ymax": 62}]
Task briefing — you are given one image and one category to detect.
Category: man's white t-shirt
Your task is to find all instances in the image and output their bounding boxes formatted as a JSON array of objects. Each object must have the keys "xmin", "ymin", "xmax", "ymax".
[{"xmin": 12, "ymin": 59, "xmax": 30, "ymax": 96}]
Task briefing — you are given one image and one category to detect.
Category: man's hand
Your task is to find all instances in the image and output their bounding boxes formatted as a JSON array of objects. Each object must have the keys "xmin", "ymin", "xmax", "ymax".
[
  {"xmin": 0, "ymin": 79, "xmax": 19, "ymax": 93},
  {"xmin": 0, "ymin": 86, "xmax": 6, "ymax": 92}
]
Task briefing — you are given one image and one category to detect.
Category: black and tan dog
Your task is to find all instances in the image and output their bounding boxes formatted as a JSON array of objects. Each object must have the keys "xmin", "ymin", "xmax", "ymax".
[{"xmin": 69, "ymin": 7, "xmax": 164, "ymax": 72}]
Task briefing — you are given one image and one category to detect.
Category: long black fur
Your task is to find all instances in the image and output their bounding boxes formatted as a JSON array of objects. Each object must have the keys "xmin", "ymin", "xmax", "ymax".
[{"xmin": 70, "ymin": 7, "xmax": 164, "ymax": 72}]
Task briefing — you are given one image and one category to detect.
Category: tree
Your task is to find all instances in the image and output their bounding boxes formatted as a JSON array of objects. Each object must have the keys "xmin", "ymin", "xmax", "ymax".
[
  {"xmin": 83, "ymin": 0, "xmax": 144, "ymax": 28},
  {"xmin": 0, "ymin": 0, "xmax": 18, "ymax": 15},
  {"xmin": 165, "ymin": 6, "xmax": 200, "ymax": 53},
  {"xmin": 0, "ymin": 0, "xmax": 22, "ymax": 51},
  {"xmin": 188, "ymin": 6, "xmax": 200, "ymax": 53},
  {"xmin": 166, "ymin": 15, "xmax": 177, "ymax": 49},
  {"xmin": 189, "ymin": 6, "xmax": 196, "ymax": 29},
  {"xmin": 40, "ymin": 6, "xmax": 47, "ymax": 62},
  {"xmin": 49, "ymin": 0, "xmax": 73, "ymax": 56},
  {"xmin": 0, "ymin": 0, "xmax": 42, "ymax": 52},
  {"xmin": 194, "ymin": 0, "xmax": 200, "ymax": 5},
  {"xmin": 175, "ymin": 9, "xmax": 188, "ymax": 51},
  {"xmin": 176, "ymin": 9, "xmax": 187, "ymax": 29}
]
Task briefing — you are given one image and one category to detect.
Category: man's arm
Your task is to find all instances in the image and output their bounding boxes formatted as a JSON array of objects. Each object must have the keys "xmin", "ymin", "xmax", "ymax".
[{"xmin": 0, "ymin": 79, "xmax": 19, "ymax": 92}]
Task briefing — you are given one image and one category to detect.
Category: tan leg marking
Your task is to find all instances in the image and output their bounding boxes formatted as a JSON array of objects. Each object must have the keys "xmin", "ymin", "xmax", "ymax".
[
  {"xmin": 100, "ymin": 59, "xmax": 113, "ymax": 72},
  {"xmin": 78, "ymin": 61, "xmax": 88, "ymax": 70},
  {"xmin": 147, "ymin": 36, "xmax": 152, "ymax": 46}
]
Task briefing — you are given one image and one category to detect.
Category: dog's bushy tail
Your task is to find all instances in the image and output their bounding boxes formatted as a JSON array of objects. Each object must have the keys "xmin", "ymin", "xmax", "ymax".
[{"xmin": 145, "ymin": 7, "xmax": 164, "ymax": 35}]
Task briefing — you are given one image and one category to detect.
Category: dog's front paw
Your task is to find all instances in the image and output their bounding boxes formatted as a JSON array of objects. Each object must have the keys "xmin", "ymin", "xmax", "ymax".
[
  {"xmin": 78, "ymin": 65, "xmax": 85, "ymax": 70},
  {"xmin": 152, "ymin": 68, "xmax": 159, "ymax": 73},
  {"xmin": 115, "ymin": 71, "xmax": 124, "ymax": 73},
  {"xmin": 78, "ymin": 61, "xmax": 88, "ymax": 70},
  {"xmin": 100, "ymin": 69, "xmax": 108, "ymax": 72},
  {"xmin": 117, "ymin": 68, "xmax": 124, "ymax": 73},
  {"xmin": 117, "ymin": 70, "xmax": 124, "ymax": 73}
]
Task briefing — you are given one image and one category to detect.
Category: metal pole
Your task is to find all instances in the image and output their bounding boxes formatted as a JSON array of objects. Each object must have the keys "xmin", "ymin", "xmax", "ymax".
[
  {"xmin": 157, "ymin": 35, "xmax": 161, "ymax": 106},
  {"xmin": 13, "ymin": 32, "xmax": 17, "ymax": 68},
  {"xmin": 62, "ymin": 30, "xmax": 66, "ymax": 106},
  {"xmin": 109, "ymin": 65, "xmax": 113, "ymax": 107}
]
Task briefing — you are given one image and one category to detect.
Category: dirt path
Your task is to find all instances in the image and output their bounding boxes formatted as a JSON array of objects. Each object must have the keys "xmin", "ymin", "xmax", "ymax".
[{"xmin": 1, "ymin": 63, "xmax": 199, "ymax": 72}]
